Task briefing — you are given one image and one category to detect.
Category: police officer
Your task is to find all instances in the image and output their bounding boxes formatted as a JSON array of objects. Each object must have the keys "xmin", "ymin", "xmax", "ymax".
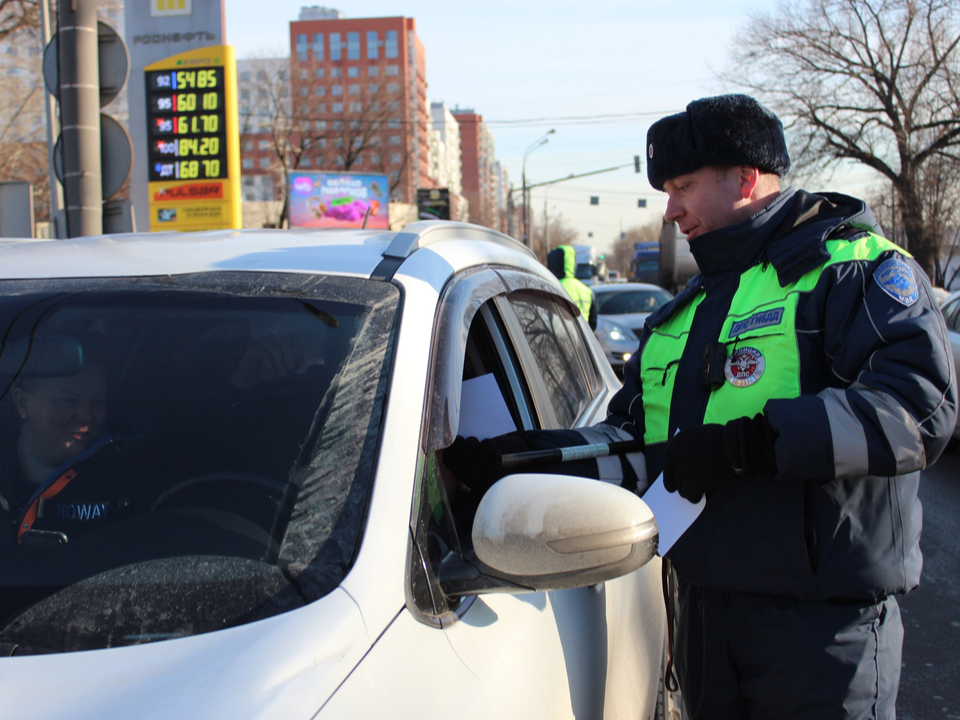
[
  {"xmin": 444, "ymin": 94, "xmax": 957, "ymax": 719},
  {"xmin": 547, "ymin": 244, "xmax": 598, "ymax": 330}
]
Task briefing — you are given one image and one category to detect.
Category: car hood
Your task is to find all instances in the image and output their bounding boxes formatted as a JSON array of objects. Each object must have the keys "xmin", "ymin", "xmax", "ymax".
[{"xmin": 0, "ymin": 588, "xmax": 372, "ymax": 720}]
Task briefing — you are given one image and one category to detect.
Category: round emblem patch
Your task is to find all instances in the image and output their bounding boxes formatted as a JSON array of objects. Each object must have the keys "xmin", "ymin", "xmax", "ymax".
[
  {"xmin": 874, "ymin": 256, "xmax": 918, "ymax": 306},
  {"xmin": 724, "ymin": 347, "xmax": 765, "ymax": 387},
  {"xmin": 648, "ymin": 143, "xmax": 654, "ymax": 159}
]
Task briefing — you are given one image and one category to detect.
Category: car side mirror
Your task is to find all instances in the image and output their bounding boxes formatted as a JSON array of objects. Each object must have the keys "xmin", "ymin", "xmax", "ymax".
[{"xmin": 438, "ymin": 473, "xmax": 658, "ymax": 598}]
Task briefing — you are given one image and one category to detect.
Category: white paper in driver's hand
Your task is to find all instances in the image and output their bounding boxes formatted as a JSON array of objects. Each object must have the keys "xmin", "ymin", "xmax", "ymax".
[
  {"xmin": 642, "ymin": 473, "xmax": 706, "ymax": 556},
  {"xmin": 458, "ymin": 373, "xmax": 518, "ymax": 440}
]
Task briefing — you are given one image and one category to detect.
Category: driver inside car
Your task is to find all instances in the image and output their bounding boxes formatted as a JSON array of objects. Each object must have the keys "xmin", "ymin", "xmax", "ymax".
[{"xmin": 0, "ymin": 334, "xmax": 155, "ymax": 546}]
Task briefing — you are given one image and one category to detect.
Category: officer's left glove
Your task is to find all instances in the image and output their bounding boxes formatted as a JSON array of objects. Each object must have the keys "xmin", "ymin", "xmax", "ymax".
[{"xmin": 663, "ymin": 413, "xmax": 778, "ymax": 503}]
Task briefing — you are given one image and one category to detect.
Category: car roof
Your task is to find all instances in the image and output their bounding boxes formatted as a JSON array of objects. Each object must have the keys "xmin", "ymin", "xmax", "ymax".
[
  {"xmin": 592, "ymin": 282, "xmax": 667, "ymax": 294},
  {"xmin": 0, "ymin": 221, "xmax": 539, "ymax": 282}
]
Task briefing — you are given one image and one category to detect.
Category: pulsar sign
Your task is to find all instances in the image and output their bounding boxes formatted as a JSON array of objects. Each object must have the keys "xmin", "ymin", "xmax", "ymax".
[{"xmin": 145, "ymin": 46, "xmax": 241, "ymax": 232}]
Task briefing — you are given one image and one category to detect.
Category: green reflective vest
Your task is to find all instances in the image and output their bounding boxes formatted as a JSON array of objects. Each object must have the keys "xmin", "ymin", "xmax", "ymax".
[
  {"xmin": 560, "ymin": 276, "xmax": 593, "ymax": 319},
  {"xmin": 639, "ymin": 233, "xmax": 909, "ymax": 445}
]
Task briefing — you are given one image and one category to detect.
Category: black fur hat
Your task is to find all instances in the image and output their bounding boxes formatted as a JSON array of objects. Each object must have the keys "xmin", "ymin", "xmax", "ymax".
[{"xmin": 646, "ymin": 94, "xmax": 790, "ymax": 191}]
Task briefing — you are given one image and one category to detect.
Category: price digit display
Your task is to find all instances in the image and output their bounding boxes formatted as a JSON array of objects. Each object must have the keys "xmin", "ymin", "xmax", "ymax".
[{"xmin": 146, "ymin": 66, "xmax": 227, "ymax": 181}]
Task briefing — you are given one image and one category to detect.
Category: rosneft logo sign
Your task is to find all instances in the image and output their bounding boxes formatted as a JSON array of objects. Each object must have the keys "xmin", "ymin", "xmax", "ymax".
[
  {"xmin": 153, "ymin": 182, "xmax": 223, "ymax": 202},
  {"xmin": 151, "ymin": 0, "xmax": 192, "ymax": 17}
]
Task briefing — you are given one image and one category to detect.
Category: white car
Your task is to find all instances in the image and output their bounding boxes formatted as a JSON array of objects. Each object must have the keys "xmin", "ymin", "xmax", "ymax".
[
  {"xmin": 593, "ymin": 282, "xmax": 674, "ymax": 374},
  {"xmin": 0, "ymin": 222, "xmax": 678, "ymax": 720}
]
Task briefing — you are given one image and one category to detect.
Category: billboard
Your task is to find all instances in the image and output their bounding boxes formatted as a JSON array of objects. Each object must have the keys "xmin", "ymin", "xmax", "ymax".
[
  {"xmin": 145, "ymin": 45, "xmax": 241, "ymax": 231},
  {"xmin": 288, "ymin": 171, "xmax": 389, "ymax": 229},
  {"xmin": 417, "ymin": 188, "xmax": 450, "ymax": 221}
]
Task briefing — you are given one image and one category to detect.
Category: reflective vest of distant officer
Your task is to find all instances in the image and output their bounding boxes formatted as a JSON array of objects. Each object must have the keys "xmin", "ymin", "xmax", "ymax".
[{"xmin": 546, "ymin": 245, "xmax": 598, "ymax": 330}]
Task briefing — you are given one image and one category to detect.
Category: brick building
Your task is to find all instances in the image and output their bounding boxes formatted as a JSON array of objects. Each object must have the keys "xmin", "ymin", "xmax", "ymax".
[
  {"xmin": 452, "ymin": 108, "xmax": 506, "ymax": 231},
  {"xmin": 288, "ymin": 8, "xmax": 433, "ymax": 204}
]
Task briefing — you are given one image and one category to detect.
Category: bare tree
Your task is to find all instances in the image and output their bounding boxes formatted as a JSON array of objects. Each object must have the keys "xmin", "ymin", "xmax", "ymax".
[
  {"xmin": 529, "ymin": 212, "xmax": 580, "ymax": 265},
  {"xmin": 724, "ymin": 0, "xmax": 960, "ymax": 279},
  {"xmin": 0, "ymin": 0, "xmax": 49, "ymax": 221},
  {"xmin": 0, "ymin": 0, "xmax": 38, "ymax": 42},
  {"xmin": 326, "ymin": 90, "xmax": 409, "ymax": 198}
]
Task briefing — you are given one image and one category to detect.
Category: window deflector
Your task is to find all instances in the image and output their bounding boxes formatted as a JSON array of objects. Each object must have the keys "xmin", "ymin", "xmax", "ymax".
[{"xmin": 422, "ymin": 269, "xmax": 509, "ymax": 454}]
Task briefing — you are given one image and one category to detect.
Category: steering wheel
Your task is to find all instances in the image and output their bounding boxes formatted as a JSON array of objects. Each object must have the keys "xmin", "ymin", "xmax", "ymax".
[{"xmin": 151, "ymin": 472, "xmax": 288, "ymax": 512}]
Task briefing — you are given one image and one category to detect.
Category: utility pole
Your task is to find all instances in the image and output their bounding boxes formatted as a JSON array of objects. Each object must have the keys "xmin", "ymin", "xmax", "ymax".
[
  {"xmin": 39, "ymin": 0, "xmax": 65, "ymax": 238},
  {"xmin": 58, "ymin": 0, "xmax": 102, "ymax": 237},
  {"xmin": 544, "ymin": 190, "xmax": 549, "ymax": 257}
]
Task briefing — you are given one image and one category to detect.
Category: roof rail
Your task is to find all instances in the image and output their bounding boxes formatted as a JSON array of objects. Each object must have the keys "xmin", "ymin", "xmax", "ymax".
[{"xmin": 382, "ymin": 220, "xmax": 536, "ymax": 261}]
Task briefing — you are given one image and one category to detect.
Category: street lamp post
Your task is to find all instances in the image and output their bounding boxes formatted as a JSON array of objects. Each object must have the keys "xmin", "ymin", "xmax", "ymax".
[{"xmin": 521, "ymin": 128, "xmax": 555, "ymax": 247}]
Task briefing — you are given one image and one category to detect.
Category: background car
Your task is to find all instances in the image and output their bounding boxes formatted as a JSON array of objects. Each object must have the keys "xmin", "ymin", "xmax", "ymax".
[
  {"xmin": 938, "ymin": 290, "xmax": 960, "ymax": 444},
  {"xmin": 0, "ymin": 222, "xmax": 680, "ymax": 720},
  {"xmin": 592, "ymin": 282, "xmax": 674, "ymax": 375}
]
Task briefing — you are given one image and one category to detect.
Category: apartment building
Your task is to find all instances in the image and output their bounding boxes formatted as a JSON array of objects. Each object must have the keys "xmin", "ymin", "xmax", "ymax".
[
  {"xmin": 288, "ymin": 8, "xmax": 433, "ymax": 204},
  {"xmin": 237, "ymin": 57, "xmax": 290, "ymax": 205},
  {"xmin": 451, "ymin": 108, "xmax": 503, "ymax": 231},
  {"xmin": 428, "ymin": 101, "xmax": 467, "ymax": 221}
]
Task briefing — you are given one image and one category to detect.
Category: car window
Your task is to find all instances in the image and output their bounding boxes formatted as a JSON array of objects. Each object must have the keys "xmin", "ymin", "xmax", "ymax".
[
  {"xmin": 409, "ymin": 299, "xmax": 527, "ymax": 623},
  {"xmin": 0, "ymin": 273, "xmax": 399, "ymax": 653},
  {"xmin": 504, "ymin": 291, "xmax": 602, "ymax": 429},
  {"xmin": 595, "ymin": 288, "xmax": 672, "ymax": 315}
]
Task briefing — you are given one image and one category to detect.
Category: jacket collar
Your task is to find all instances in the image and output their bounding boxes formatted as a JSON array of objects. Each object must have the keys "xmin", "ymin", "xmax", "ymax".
[
  {"xmin": 688, "ymin": 188, "xmax": 798, "ymax": 277},
  {"xmin": 688, "ymin": 188, "xmax": 879, "ymax": 287},
  {"xmin": 645, "ymin": 189, "xmax": 879, "ymax": 332}
]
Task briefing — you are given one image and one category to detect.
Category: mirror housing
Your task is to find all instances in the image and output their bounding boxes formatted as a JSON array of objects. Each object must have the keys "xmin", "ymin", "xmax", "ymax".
[{"xmin": 439, "ymin": 473, "xmax": 658, "ymax": 598}]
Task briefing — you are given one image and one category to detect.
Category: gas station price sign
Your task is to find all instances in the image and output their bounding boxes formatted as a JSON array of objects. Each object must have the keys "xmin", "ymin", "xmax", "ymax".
[
  {"xmin": 145, "ymin": 46, "xmax": 241, "ymax": 232},
  {"xmin": 146, "ymin": 67, "xmax": 227, "ymax": 181}
]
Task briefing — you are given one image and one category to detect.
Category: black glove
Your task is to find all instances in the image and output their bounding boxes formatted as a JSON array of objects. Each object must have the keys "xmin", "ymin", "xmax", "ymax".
[
  {"xmin": 441, "ymin": 433, "xmax": 534, "ymax": 493},
  {"xmin": 663, "ymin": 414, "xmax": 778, "ymax": 503}
]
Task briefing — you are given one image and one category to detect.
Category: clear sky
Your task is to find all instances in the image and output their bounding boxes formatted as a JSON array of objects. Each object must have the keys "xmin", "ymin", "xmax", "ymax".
[{"xmin": 225, "ymin": 0, "xmax": 883, "ymax": 254}]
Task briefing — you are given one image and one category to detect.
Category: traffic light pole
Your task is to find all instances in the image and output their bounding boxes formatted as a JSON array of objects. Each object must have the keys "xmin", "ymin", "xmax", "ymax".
[
  {"xmin": 58, "ymin": 0, "xmax": 102, "ymax": 237},
  {"xmin": 522, "ymin": 161, "xmax": 638, "ymax": 193},
  {"xmin": 39, "ymin": 0, "xmax": 65, "ymax": 238}
]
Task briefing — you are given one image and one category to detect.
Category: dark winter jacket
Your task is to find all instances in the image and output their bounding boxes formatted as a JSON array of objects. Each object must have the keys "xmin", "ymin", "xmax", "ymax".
[{"xmin": 526, "ymin": 188, "xmax": 956, "ymax": 601}]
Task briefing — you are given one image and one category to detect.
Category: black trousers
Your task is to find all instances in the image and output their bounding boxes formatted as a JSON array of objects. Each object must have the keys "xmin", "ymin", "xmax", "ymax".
[{"xmin": 676, "ymin": 581, "xmax": 903, "ymax": 720}]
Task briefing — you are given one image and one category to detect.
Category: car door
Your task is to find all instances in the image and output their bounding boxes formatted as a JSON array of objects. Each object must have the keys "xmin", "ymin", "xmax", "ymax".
[
  {"xmin": 494, "ymin": 277, "xmax": 666, "ymax": 720},
  {"xmin": 405, "ymin": 267, "xmax": 608, "ymax": 719},
  {"xmin": 406, "ymin": 266, "xmax": 662, "ymax": 720}
]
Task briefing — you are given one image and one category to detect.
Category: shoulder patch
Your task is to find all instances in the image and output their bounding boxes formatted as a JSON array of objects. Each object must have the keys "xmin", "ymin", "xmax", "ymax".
[{"xmin": 875, "ymin": 256, "xmax": 918, "ymax": 307}]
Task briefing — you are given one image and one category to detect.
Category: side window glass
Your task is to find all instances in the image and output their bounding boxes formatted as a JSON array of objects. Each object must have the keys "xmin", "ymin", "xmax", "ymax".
[
  {"xmin": 507, "ymin": 291, "xmax": 601, "ymax": 428},
  {"xmin": 410, "ymin": 300, "xmax": 525, "ymax": 621}
]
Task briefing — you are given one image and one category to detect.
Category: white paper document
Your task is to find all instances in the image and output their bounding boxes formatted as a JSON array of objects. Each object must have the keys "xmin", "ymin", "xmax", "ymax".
[
  {"xmin": 458, "ymin": 373, "xmax": 518, "ymax": 440},
  {"xmin": 642, "ymin": 473, "xmax": 706, "ymax": 556}
]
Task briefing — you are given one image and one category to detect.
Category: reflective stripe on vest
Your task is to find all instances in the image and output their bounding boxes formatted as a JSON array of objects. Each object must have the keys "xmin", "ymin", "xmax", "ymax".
[{"xmin": 640, "ymin": 232, "xmax": 908, "ymax": 444}]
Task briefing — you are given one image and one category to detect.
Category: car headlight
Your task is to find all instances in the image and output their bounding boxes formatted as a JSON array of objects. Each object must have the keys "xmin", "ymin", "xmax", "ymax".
[{"xmin": 597, "ymin": 318, "xmax": 638, "ymax": 343}]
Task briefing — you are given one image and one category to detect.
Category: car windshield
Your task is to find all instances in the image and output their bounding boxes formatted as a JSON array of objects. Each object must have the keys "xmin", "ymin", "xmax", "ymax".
[
  {"xmin": 595, "ymin": 288, "xmax": 672, "ymax": 315},
  {"xmin": 0, "ymin": 272, "xmax": 399, "ymax": 654}
]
